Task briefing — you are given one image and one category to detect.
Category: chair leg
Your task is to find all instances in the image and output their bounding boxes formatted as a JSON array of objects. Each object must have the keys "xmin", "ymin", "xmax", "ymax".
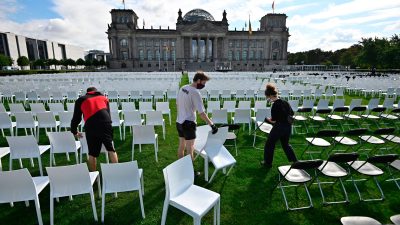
[
  {"xmin": 90, "ymin": 190, "xmax": 98, "ymax": 221},
  {"xmin": 132, "ymin": 142, "xmax": 135, "ymax": 161},
  {"xmin": 34, "ymin": 197, "xmax": 44, "ymax": 225},
  {"xmin": 38, "ymin": 158, "xmax": 43, "ymax": 176},
  {"xmin": 101, "ymin": 190, "xmax": 105, "ymax": 223},
  {"xmin": 139, "ymin": 188, "xmax": 145, "ymax": 218},
  {"xmin": 50, "ymin": 197, "xmax": 54, "ymax": 225},
  {"xmin": 160, "ymin": 199, "xmax": 169, "ymax": 225},
  {"xmin": 209, "ymin": 169, "xmax": 219, "ymax": 183}
]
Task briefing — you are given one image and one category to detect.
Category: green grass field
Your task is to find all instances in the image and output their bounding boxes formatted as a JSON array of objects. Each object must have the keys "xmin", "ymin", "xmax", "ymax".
[{"xmin": 0, "ymin": 75, "xmax": 399, "ymax": 225}]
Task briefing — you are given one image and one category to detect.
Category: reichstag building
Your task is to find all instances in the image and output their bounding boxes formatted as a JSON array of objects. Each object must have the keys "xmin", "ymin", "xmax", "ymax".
[{"xmin": 107, "ymin": 8, "xmax": 289, "ymax": 71}]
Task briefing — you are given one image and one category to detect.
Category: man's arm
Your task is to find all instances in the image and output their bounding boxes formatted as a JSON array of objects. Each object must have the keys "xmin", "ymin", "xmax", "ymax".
[
  {"xmin": 70, "ymin": 99, "xmax": 83, "ymax": 135},
  {"xmin": 199, "ymin": 112, "xmax": 213, "ymax": 126}
]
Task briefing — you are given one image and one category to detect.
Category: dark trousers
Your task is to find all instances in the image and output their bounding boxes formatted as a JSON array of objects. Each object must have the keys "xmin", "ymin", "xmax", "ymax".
[{"xmin": 264, "ymin": 123, "xmax": 297, "ymax": 165}]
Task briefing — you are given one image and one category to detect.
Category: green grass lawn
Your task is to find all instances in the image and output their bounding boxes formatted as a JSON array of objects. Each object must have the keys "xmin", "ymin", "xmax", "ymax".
[{"xmin": 0, "ymin": 75, "xmax": 399, "ymax": 225}]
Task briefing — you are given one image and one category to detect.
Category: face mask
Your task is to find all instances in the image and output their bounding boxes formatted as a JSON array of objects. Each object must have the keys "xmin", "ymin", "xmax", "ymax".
[{"xmin": 196, "ymin": 83, "xmax": 205, "ymax": 89}]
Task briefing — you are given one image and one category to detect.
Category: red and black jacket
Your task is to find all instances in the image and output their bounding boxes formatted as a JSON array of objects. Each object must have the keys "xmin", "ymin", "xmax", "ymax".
[{"xmin": 70, "ymin": 91, "xmax": 111, "ymax": 135}]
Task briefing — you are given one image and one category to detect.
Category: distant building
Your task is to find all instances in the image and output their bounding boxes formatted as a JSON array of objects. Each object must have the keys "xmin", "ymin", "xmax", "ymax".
[
  {"xmin": 0, "ymin": 31, "xmax": 84, "ymax": 65},
  {"xmin": 85, "ymin": 50, "xmax": 111, "ymax": 62},
  {"xmin": 107, "ymin": 8, "xmax": 289, "ymax": 71}
]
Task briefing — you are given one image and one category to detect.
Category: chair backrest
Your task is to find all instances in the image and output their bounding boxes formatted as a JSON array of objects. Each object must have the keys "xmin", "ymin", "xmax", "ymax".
[
  {"xmin": 367, "ymin": 154, "xmax": 398, "ymax": 164},
  {"xmin": 66, "ymin": 103, "xmax": 75, "ymax": 112},
  {"xmin": 146, "ymin": 111, "xmax": 163, "ymax": 124},
  {"xmin": 132, "ymin": 125, "xmax": 156, "ymax": 144},
  {"xmin": 0, "ymin": 112, "xmax": 12, "ymax": 128},
  {"xmin": 0, "ymin": 104, "xmax": 6, "ymax": 113},
  {"xmin": 101, "ymin": 161, "xmax": 141, "ymax": 192},
  {"xmin": 14, "ymin": 112, "xmax": 35, "ymax": 127},
  {"xmin": 234, "ymin": 109, "xmax": 251, "ymax": 122},
  {"xmin": 110, "ymin": 111, "xmax": 121, "ymax": 125},
  {"xmin": 373, "ymin": 127, "xmax": 395, "ymax": 135},
  {"xmin": 238, "ymin": 101, "xmax": 251, "ymax": 109},
  {"xmin": 327, "ymin": 153, "xmax": 359, "ymax": 163},
  {"xmin": 6, "ymin": 135, "xmax": 40, "ymax": 158},
  {"xmin": 204, "ymin": 127, "xmax": 229, "ymax": 158},
  {"xmin": 254, "ymin": 101, "xmax": 267, "ymax": 110},
  {"xmin": 163, "ymin": 155, "xmax": 194, "ymax": 199},
  {"xmin": 124, "ymin": 111, "xmax": 142, "ymax": 125},
  {"xmin": 288, "ymin": 100, "xmax": 299, "ymax": 112},
  {"xmin": 212, "ymin": 109, "xmax": 228, "ymax": 124},
  {"xmin": 367, "ymin": 98, "xmax": 380, "ymax": 110},
  {"xmin": 316, "ymin": 99, "xmax": 329, "ymax": 110},
  {"xmin": 291, "ymin": 159, "xmax": 324, "ymax": 170},
  {"xmin": 58, "ymin": 111, "xmax": 73, "ymax": 127},
  {"xmin": 109, "ymin": 102, "xmax": 119, "ymax": 112},
  {"xmin": 345, "ymin": 128, "xmax": 368, "ymax": 136},
  {"xmin": 46, "ymin": 163, "xmax": 92, "ymax": 197},
  {"xmin": 37, "ymin": 112, "xmax": 57, "ymax": 127},
  {"xmin": 207, "ymin": 101, "xmax": 221, "ymax": 112},
  {"xmin": 316, "ymin": 129, "xmax": 340, "ymax": 137},
  {"xmin": 139, "ymin": 101, "xmax": 153, "ymax": 111},
  {"xmin": 9, "ymin": 103, "xmax": 25, "ymax": 113},
  {"xmin": 349, "ymin": 99, "xmax": 362, "ymax": 111},
  {"xmin": 382, "ymin": 98, "xmax": 394, "ymax": 109},
  {"xmin": 30, "ymin": 103, "xmax": 46, "ymax": 114},
  {"xmin": 121, "ymin": 102, "xmax": 136, "ymax": 112},
  {"xmin": 156, "ymin": 102, "xmax": 170, "ymax": 112},
  {"xmin": 0, "ymin": 169, "xmax": 37, "ymax": 203},
  {"xmin": 47, "ymin": 132, "xmax": 78, "ymax": 153},
  {"xmin": 48, "ymin": 103, "xmax": 65, "ymax": 114},
  {"xmin": 255, "ymin": 108, "xmax": 270, "ymax": 122},
  {"xmin": 302, "ymin": 99, "xmax": 314, "ymax": 109},
  {"xmin": 332, "ymin": 99, "xmax": 345, "ymax": 109},
  {"xmin": 222, "ymin": 101, "xmax": 236, "ymax": 110}
]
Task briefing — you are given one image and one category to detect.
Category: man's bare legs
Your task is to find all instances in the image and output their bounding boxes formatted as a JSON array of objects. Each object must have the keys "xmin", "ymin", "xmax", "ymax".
[
  {"xmin": 88, "ymin": 149, "xmax": 118, "ymax": 172},
  {"xmin": 178, "ymin": 138, "xmax": 196, "ymax": 160},
  {"xmin": 108, "ymin": 150, "xmax": 118, "ymax": 163}
]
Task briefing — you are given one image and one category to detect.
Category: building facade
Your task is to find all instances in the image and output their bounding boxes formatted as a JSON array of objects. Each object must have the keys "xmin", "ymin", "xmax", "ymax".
[
  {"xmin": 85, "ymin": 50, "xmax": 111, "ymax": 62},
  {"xmin": 107, "ymin": 8, "xmax": 289, "ymax": 71},
  {"xmin": 0, "ymin": 31, "xmax": 84, "ymax": 66}
]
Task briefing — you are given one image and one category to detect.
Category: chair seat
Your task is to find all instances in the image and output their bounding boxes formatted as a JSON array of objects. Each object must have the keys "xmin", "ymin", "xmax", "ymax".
[
  {"xmin": 278, "ymin": 165, "xmax": 312, "ymax": 183},
  {"xmin": 210, "ymin": 146, "xmax": 236, "ymax": 170},
  {"xmin": 391, "ymin": 160, "xmax": 400, "ymax": 170},
  {"xmin": 381, "ymin": 135, "xmax": 400, "ymax": 143},
  {"xmin": 349, "ymin": 161, "xmax": 384, "ymax": 176},
  {"xmin": 328, "ymin": 115, "xmax": 344, "ymax": 120},
  {"xmin": 341, "ymin": 216, "xmax": 382, "ymax": 225},
  {"xmin": 89, "ymin": 171, "xmax": 99, "ymax": 185},
  {"xmin": 32, "ymin": 176, "xmax": 50, "ymax": 193},
  {"xmin": 380, "ymin": 114, "xmax": 398, "ymax": 120},
  {"xmin": 306, "ymin": 137, "xmax": 331, "ymax": 147},
  {"xmin": 38, "ymin": 145, "xmax": 51, "ymax": 155},
  {"xmin": 170, "ymin": 185, "xmax": 220, "ymax": 217},
  {"xmin": 344, "ymin": 115, "xmax": 361, "ymax": 119},
  {"xmin": 360, "ymin": 135, "xmax": 385, "ymax": 144},
  {"xmin": 391, "ymin": 214, "xmax": 400, "ymax": 225},
  {"xmin": 334, "ymin": 137, "xmax": 358, "ymax": 145},
  {"xmin": 310, "ymin": 116, "xmax": 325, "ymax": 121},
  {"xmin": 256, "ymin": 122, "xmax": 272, "ymax": 134},
  {"xmin": 0, "ymin": 147, "xmax": 10, "ymax": 158},
  {"xmin": 361, "ymin": 115, "xmax": 380, "ymax": 119},
  {"xmin": 318, "ymin": 161, "xmax": 347, "ymax": 177},
  {"xmin": 294, "ymin": 115, "xmax": 307, "ymax": 121},
  {"xmin": 226, "ymin": 132, "xmax": 236, "ymax": 140}
]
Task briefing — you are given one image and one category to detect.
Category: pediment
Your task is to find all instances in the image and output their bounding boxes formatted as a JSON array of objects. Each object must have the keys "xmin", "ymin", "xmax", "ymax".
[{"xmin": 180, "ymin": 21, "xmax": 227, "ymax": 34}]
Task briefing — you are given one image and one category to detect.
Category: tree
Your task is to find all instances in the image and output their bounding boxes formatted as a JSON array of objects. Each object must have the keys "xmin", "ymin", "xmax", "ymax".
[
  {"xmin": 17, "ymin": 56, "xmax": 29, "ymax": 67},
  {"xmin": 85, "ymin": 58, "xmax": 93, "ymax": 67},
  {"xmin": 76, "ymin": 58, "xmax": 85, "ymax": 66},
  {"xmin": 92, "ymin": 58, "xmax": 99, "ymax": 67},
  {"xmin": 33, "ymin": 59, "xmax": 45, "ymax": 69},
  {"xmin": 0, "ymin": 54, "xmax": 13, "ymax": 67}
]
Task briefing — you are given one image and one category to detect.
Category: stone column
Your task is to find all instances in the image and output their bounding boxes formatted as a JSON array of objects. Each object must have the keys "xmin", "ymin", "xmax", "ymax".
[
  {"xmin": 113, "ymin": 37, "xmax": 118, "ymax": 59},
  {"xmin": 197, "ymin": 37, "xmax": 201, "ymax": 62},
  {"xmin": 213, "ymin": 37, "xmax": 218, "ymax": 61},
  {"xmin": 189, "ymin": 37, "xmax": 193, "ymax": 63},
  {"xmin": 205, "ymin": 37, "xmax": 209, "ymax": 62}
]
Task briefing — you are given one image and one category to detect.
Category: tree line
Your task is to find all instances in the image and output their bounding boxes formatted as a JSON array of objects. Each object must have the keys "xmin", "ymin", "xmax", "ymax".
[
  {"xmin": 288, "ymin": 34, "xmax": 400, "ymax": 69},
  {"xmin": 0, "ymin": 55, "xmax": 107, "ymax": 70}
]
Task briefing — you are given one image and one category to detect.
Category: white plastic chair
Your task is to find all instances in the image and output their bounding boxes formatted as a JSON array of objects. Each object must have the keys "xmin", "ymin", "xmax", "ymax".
[
  {"xmin": 132, "ymin": 125, "xmax": 158, "ymax": 162},
  {"xmin": 0, "ymin": 169, "xmax": 49, "ymax": 225},
  {"xmin": 341, "ymin": 216, "xmax": 382, "ymax": 225},
  {"xmin": 121, "ymin": 102, "xmax": 136, "ymax": 112},
  {"xmin": 79, "ymin": 132, "xmax": 110, "ymax": 163},
  {"xmin": 139, "ymin": 101, "xmax": 154, "ymax": 115},
  {"xmin": 6, "ymin": 135, "xmax": 50, "ymax": 176},
  {"xmin": 30, "ymin": 103, "xmax": 47, "ymax": 116},
  {"xmin": 46, "ymin": 163, "xmax": 100, "ymax": 225},
  {"xmin": 48, "ymin": 103, "xmax": 65, "ymax": 116},
  {"xmin": 111, "ymin": 110, "xmax": 124, "ymax": 140},
  {"xmin": 207, "ymin": 101, "xmax": 220, "ymax": 114},
  {"xmin": 14, "ymin": 112, "xmax": 38, "ymax": 137},
  {"xmin": 156, "ymin": 102, "xmax": 172, "ymax": 125},
  {"xmin": 211, "ymin": 109, "xmax": 228, "ymax": 124},
  {"xmin": 202, "ymin": 127, "xmax": 236, "ymax": 183},
  {"xmin": 161, "ymin": 155, "xmax": 220, "ymax": 225},
  {"xmin": 146, "ymin": 111, "xmax": 165, "ymax": 140},
  {"xmin": 100, "ymin": 161, "xmax": 145, "ymax": 222},
  {"xmin": 123, "ymin": 110, "xmax": 144, "ymax": 139},
  {"xmin": 9, "ymin": 103, "xmax": 26, "ymax": 115},
  {"xmin": 232, "ymin": 108, "xmax": 251, "ymax": 134},
  {"xmin": 58, "ymin": 111, "xmax": 73, "ymax": 131},
  {"xmin": 0, "ymin": 112, "xmax": 16, "ymax": 136},
  {"xmin": 36, "ymin": 112, "xmax": 60, "ymax": 137},
  {"xmin": 0, "ymin": 147, "xmax": 10, "ymax": 171},
  {"xmin": 47, "ymin": 132, "xmax": 81, "ymax": 166}
]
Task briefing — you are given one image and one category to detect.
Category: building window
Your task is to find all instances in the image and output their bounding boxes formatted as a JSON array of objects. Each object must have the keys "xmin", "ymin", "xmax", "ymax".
[
  {"xmin": 163, "ymin": 40, "xmax": 167, "ymax": 47},
  {"xmin": 171, "ymin": 41, "xmax": 175, "ymax": 47},
  {"xmin": 120, "ymin": 39, "xmax": 128, "ymax": 47},
  {"xmin": 242, "ymin": 40, "xmax": 248, "ymax": 48},
  {"xmin": 146, "ymin": 40, "xmax": 152, "ymax": 47},
  {"xmin": 155, "ymin": 40, "xmax": 160, "ymax": 47},
  {"xmin": 257, "ymin": 40, "xmax": 263, "ymax": 48},
  {"xmin": 228, "ymin": 41, "xmax": 233, "ymax": 48},
  {"xmin": 121, "ymin": 51, "xmax": 128, "ymax": 60},
  {"xmin": 156, "ymin": 50, "xmax": 160, "ymax": 61},
  {"xmin": 256, "ymin": 50, "xmax": 262, "ymax": 60},
  {"xmin": 242, "ymin": 50, "xmax": 247, "ymax": 61},
  {"xmin": 249, "ymin": 50, "xmax": 254, "ymax": 60},
  {"xmin": 272, "ymin": 51, "xmax": 278, "ymax": 60},
  {"xmin": 251, "ymin": 40, "xmax": 256, "ymax": 48},
  {"xmin": 272, "ymin": 40, "xmax": 280, "ymax": 50},
  {"xmin": 235, "ymin": 40, "xmax": 240, "ymax": 48},
  {"xmin": 235, "ymin": 50, "xmax": 240, "ymax": 61},
  {"xmin": 163, "ymin": 49, "xmax": 169, "ymax": 61},
  {"xmin": 172, "ymin": 50, "xmax": 176, "ymax": 61},
  {"xmin": 148, "ymin": 63, "xmax": 152, "ymax": 68},
  {"xmin": 139, "ymin": 49, "xmax": 144, "ymax": 61},
  {"xmin": 228, "ymin": 50, "xmax": 233, "ymax": 61},
  {"xmin": 147, "ymin": 50, "xmax": 153, "ymax": 61}
]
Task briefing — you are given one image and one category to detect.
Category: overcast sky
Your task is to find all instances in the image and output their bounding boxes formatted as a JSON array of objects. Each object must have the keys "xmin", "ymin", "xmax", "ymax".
[{"xmin": 1, "ymin": 0, "xmax": 399, "ymax": 53}]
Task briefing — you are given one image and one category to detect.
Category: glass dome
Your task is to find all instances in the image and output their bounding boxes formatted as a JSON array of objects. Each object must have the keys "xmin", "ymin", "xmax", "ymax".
[{"xmin": 183, "ymin": 9, "xmax": 215, "ymax": 22}]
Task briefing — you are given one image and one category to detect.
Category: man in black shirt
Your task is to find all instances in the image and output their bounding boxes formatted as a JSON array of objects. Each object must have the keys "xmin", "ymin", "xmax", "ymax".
[{"xmin": 260, "ymin": 83, "xmax": 297, "ymax": 168}]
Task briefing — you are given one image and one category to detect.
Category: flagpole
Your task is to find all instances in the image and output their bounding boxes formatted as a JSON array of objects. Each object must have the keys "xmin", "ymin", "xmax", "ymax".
[{"xmin": 123, "ymin": 0, "xmax": 126, "ymax": 10}]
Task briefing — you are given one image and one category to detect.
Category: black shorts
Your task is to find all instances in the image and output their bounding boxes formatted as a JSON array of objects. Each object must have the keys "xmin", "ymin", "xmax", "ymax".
[
  {"xmin": 85, "ymin": 124, "xmax": 114, "ymax": 157},
  {"xmin": 176, "ymin": 120, "xmax": 196, "ymax": 140}
]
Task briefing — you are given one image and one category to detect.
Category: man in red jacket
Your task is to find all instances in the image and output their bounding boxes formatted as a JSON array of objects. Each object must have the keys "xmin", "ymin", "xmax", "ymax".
[{"xmin": 71, "ymin": 87, "xmax": 118, "ymax": 171}]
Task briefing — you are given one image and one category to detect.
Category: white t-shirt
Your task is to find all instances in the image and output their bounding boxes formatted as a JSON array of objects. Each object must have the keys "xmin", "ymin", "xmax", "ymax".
[{"xmin": 176, "ymin": 84, "xmax": 205, "ymax": 124}]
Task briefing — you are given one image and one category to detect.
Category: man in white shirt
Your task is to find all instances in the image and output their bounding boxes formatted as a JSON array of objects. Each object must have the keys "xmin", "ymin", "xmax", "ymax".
[{"xmin": 176, "ymin": 71, "xmax": 218, "ymax": 160}]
